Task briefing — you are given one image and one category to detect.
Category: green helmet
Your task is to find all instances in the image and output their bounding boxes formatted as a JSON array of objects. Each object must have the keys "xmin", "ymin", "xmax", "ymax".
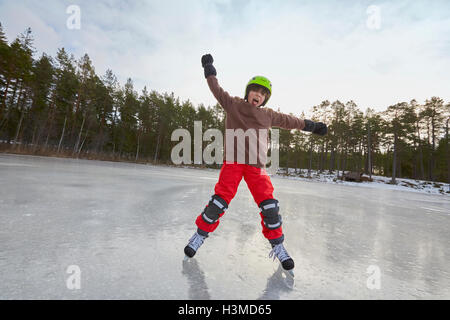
[{"xmin": 245, "ymin": 76, "xmax": 272, "ymax": 106}]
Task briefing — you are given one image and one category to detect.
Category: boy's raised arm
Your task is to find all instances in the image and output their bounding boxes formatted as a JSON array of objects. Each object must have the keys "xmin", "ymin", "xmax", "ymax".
[{"xmin": 201, "ymin": 54, "xmax": 233, "ymax": 111}]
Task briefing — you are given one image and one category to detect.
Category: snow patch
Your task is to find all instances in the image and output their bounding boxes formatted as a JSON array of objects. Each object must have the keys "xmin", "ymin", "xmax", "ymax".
[{"xmin": 273, "ymin": 168, "xmax": 450, "ymax": 196}]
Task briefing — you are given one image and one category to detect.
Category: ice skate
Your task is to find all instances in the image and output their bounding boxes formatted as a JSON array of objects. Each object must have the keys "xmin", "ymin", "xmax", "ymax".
[
  {"xmin": 184, "ymin": 231, "xmax": 207, "ymax": 260},
  {"xmin": 269, "ymin": 243, "xmax": 295, "ymax": 277}
]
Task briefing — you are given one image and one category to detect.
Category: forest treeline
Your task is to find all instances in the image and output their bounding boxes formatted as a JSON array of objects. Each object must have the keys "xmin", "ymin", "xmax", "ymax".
[{"xmin": 1, "ymin": 25, "xmax": 449, "ymax": 183}]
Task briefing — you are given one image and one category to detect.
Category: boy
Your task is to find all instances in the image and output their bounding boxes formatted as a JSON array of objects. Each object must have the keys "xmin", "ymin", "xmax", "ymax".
[{"xmin": 184, "ymin": 54, "xmax": 327, "ymax": 275}]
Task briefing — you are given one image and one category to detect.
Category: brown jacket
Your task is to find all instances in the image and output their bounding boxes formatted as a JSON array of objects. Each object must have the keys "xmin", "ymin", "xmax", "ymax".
[{"xmin": 207, "ymin": 76, "xmax": 306, "ymax": 168}]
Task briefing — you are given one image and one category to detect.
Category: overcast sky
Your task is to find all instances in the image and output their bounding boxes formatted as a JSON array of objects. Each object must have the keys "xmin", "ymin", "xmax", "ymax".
[{"xmin": 1, "ymin": 0, "xmax": 449, "ymax": 116}]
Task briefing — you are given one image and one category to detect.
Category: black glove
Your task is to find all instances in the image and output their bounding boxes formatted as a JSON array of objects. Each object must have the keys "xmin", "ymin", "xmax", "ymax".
[
  {"xmin": 201, "ymin": 53, "xmax": 216, "ymax": 78},
  {"xmin": 303, "ymin": 119, "xmax": 327, "ymax": 136}
]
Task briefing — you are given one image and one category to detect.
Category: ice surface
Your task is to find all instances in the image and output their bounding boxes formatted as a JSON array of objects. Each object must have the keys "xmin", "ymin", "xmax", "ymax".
[{"xmin": 0, "ymin": 153, "xmax": 449, "ymax": 299}]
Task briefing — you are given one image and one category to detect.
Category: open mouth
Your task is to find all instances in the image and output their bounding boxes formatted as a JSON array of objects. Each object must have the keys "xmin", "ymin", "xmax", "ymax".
[{"xmin": 252, "ymin": 98, "xmax": 259, "ymax": 105}]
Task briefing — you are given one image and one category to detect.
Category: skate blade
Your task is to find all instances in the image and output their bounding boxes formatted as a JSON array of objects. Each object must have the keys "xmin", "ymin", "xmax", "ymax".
[
  {"xmin": 283, "ymin": 268, "xmax": 295, "ymax": 278},
  {"xmin": 183, "ymin": 255, "xmax": 190, "ymax": 261}
]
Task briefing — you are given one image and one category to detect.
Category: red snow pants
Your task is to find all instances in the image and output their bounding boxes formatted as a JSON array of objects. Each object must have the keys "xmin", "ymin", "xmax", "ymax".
[{"xmin": 195, "ymin": 162, "xmax": 283, "ymax": 241}]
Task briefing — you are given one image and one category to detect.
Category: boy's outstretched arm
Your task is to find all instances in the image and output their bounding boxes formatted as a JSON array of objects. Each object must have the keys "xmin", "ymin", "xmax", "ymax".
[
  {"xmin": 201, "ymin": 54, "xmax": 233, "ymax": 111},
  {"xmin": 270, "ymin": 109, "xmax": 328, "ymax": 136}
]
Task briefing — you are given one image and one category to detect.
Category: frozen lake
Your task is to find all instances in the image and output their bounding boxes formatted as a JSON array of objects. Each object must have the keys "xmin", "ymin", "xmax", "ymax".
[{"xmin": 0, "ymin": 153, "xmax": 449, "ymax": 299}]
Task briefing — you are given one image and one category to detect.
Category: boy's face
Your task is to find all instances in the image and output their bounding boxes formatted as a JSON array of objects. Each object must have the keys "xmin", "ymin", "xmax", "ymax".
[{"xmin": 247, "ymin": 88, "xmax": 266, "ymax": 107}]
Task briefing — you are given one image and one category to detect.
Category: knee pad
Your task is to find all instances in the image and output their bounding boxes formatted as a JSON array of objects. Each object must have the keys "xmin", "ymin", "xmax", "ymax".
[
  {"xmin": 259, "ymin": 198, "xmax": 282, "ymax": 230},
  {"xmin": 201, "ymin": 194, "xmax": 228, "ymax": 224}
]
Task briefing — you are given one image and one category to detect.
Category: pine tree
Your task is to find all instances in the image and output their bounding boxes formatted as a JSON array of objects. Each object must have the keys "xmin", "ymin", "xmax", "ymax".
[
  {"xmin": 102, "ymin": 69, "xmax": 120, "ymax": 156},
  {"xmin": 0, "ymin": 22, "xmax": 9, "ymax": 74},
  {"xmin": 0, "ymin": 22, "xmax": 7, "ymax": 43},
  {"xmin": 421, "ymin": 97, "xmax": 446, "ymax": 180},
  {"xmin": 384, "ymin": 102, "xmax": 416, "ymax": 183},
  {"xmin": 29, "ymin": 53, "xmax": 54, "ymax": 147},
  {"xmin": 0, "ymin": 22, "xmax": 11, "ymax": 117},
  {"xmin": 8, "ymin": 28, "xmax": 35, "ymax": 145},
  {"xmin": 47, "ymin": 48, "xmax": 78, "ymax": 149},
  {"xmin": 72, "ymin": 53, "xmax": 96, "ymax": 154}
]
